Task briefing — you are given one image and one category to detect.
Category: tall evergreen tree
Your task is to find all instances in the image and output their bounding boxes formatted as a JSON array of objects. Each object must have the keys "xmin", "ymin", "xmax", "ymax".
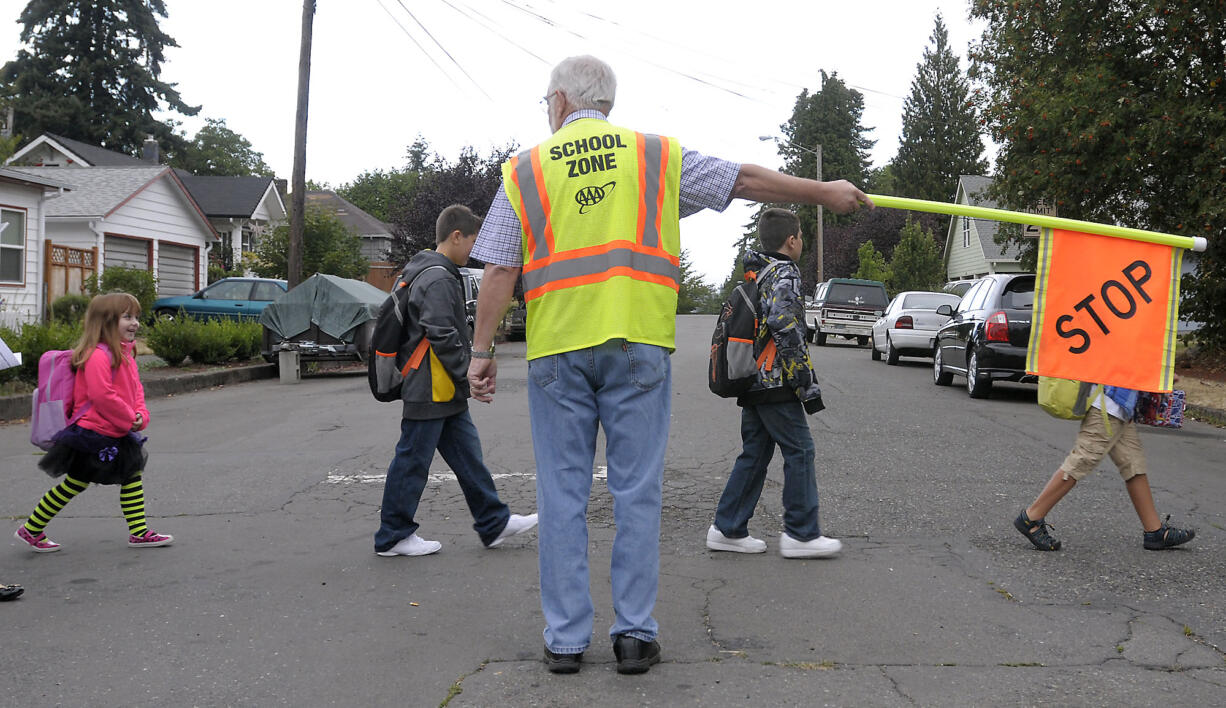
[
  {"xmin": 887, "ymin": 218, "xmax": 944, "ymax": 293},
  {"xmin": 893, "ymin": 14, "xmax": 987, "ymax": 202},
  {"xmin": 775, "ymin": 71, "xmax": 876, "ymax": 287},
  {"xmin": 1, "ymin": 0, "xmax": 198, "ymax": 156},
  {"xmin": 970, "ymin": 0, "xmax": 1225, "ymax": 349}
]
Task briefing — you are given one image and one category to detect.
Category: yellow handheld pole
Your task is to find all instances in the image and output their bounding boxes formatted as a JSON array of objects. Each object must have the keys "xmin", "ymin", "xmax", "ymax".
[{"xmin": 867, "ymin": 194, "xmax": 1208, "ymax": 253}]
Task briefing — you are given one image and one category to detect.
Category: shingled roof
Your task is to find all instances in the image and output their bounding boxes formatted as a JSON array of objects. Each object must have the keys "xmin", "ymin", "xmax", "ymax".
[
  {"xmin": 175, "ymin": 171, "xmax": 279, "ymax": 218},
  {"xmin": 957, "ymin": 175, "xmax": 1022, "ymax": 262},
  {"xmin": 305, "ymin": 191, "xmax": 393, "ymax": 237},
  {"xmin": 19, "ymin": 132, "xmax": 151, "ymax": 167}
]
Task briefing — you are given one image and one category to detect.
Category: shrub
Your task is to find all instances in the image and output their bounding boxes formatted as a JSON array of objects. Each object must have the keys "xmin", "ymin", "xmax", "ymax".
[
  {"xmin": 145, "ymin": 316, "xmax": 199, "ymax": 366},
  {"xmin": 0, "ymin": 320, "xmax": 82, "ymax": 384},
  {"xmin": 49, "ymin": 294, "xmax": 91, "ymax": 325},
  {"xmin": 86, "ymin": 267, "xmax": 159, "ymax": 317},
  {"xmin": 189, "ymin": 319, "xmax": 238, "ymax": 364},
  {"xmin": 226, "ymin": 319, "xmax": 263, "ymax": 361}
]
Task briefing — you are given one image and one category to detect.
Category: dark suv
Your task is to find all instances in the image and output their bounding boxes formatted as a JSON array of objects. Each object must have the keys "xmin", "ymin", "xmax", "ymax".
[
  {"xmin": 806, "ymin": 278, "xmax": 889, "ymax": 346},
  {"xmin": 932, "ymin": 273, "xmax": 1036, "ymax": 398}
]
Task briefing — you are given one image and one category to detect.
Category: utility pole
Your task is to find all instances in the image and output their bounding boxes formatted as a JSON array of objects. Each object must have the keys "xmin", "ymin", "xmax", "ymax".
[{"xmin": 288, "ymin": 0, "xmax": 315, "ymax": 288}]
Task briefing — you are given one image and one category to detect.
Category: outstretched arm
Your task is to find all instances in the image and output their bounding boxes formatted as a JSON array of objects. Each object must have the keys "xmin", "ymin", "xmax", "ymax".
[{"xmin": 731, "ymin": 164, "xmax": 873, "ymax": 214}]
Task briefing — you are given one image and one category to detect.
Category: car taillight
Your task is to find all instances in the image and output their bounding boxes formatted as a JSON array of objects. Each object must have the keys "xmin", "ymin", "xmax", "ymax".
[
  {"xmin": 985, "ymin": 311, "xmax": 1010, "ymax": 342},
  {"xmin": 894, "ymin": 315, "xmax": 914, "ymax": 329}
]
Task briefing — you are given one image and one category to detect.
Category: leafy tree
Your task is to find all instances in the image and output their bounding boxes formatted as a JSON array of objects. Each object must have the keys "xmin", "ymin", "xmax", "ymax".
[
  {"xmin": 677, "ymin": 249, "xmax": 719, "ymax": 314},
  {"xmin": 386, "ymin": 143, "xmax": 516, "ymax": 265},
  {"xmin": 820, "ymin": 208, "xmax": 946, "ymax": 281},
  {"xmin": 888, "ymin": 218, "xmax": 944, "ymax": 293},
  {"xmin": 775, "ymin": 71, "xmax": 876, "ymax": 283},
  {"xmin": 892, "ymin": 14, "xmax": 987, "ymax": 202},
  {"xmin": 337, "ymin": 168, "xmax": 420, "ymax": 223},
  {"xmin": 969, "ymin": 0, "xmax": 1226, "ymax": 349},
  {"xmin": 1, "ymin": 0, "xmax": 199, "ymax": 157},
  {"xmin": 171, "ymin": 118, "xmax": 273, "ymax": 176},
  {"xmin": 252, "ymin": 207, "xmax": 367, "ymax": 280},
  {"xmin": 852, "ymin": 241, "xmax": 890, "ymax": 283}
]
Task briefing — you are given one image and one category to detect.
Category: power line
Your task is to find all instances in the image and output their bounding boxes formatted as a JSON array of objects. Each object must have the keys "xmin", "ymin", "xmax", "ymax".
[
  {"xmin": 443, "ymin": 0, "xmax": 551, "ymax": 65},
  {"xmin": 392, "ymin": 0, "xmax": 492, "ymax": 100},
  {"xmin": 373, "ymin": 0, "xmax": 464, "ymax": 92}
]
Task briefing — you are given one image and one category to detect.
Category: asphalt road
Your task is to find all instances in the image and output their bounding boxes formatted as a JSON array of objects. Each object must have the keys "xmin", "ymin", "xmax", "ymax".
[{"xmin": 3, "ymin": 316, "xmax": 1223, "ymax": 706}]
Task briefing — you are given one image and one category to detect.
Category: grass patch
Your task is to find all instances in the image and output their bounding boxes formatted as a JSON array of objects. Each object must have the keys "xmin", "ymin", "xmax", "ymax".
[{"xmin": 775, "ymin": 660, "xmax": 836, "ymax": 670}]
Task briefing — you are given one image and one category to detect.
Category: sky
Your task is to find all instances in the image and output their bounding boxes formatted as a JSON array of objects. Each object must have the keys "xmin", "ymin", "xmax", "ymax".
[{"xmin": 0, "ymin": 0, "xmax": 990, "ymax": 283}]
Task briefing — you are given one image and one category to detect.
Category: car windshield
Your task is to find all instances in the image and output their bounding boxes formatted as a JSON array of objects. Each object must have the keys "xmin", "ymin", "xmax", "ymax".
[
  {"xmin": 1001, "ymin": 277, "xmax": 1036, "ymax": 309},
  {"xmin": 826, "ymin": 283, "xmax": 888, "ymax": 307},
  {"xmin": 901, "ymin": 293, "xmax": 960, "ymax": 310}
]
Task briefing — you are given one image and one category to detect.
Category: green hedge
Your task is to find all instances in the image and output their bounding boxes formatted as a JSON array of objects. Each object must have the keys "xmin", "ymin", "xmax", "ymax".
[
  {"xmin": 0, "ymin": 320, "xmax": 82, "ymax": 385},
  {"xmin": 85, "ymin": 267, "xmax": 159, "ymax": 317},
  {"xmin": 49, "ymin": 294, "xmax": 91, "ymax": 325},
  {"xmin": 146, "ymin": 316, "xmax": 263, "ymax": 366}
]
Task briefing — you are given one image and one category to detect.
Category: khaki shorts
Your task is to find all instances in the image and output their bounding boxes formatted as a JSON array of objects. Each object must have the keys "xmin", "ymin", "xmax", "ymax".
[{"xmin": 1059, "ymin": 410, "xmax": 1147, "ymax": 481}]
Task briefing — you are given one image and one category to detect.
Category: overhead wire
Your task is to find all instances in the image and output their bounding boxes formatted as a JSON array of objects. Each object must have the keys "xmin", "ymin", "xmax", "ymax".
[
  {"xmin": 373, "ymin": 0, "xmax": 464, "ymax": 92},
  {"xmin": 392, "ymin": 0, "xmax": 492, "ymax": 100},
  {"xmin": 442, "ymin": 0, "xmax": 551, "ymax": 65}
]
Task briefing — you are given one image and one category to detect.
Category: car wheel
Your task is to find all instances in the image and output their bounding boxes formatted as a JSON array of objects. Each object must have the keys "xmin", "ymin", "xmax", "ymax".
[
  {"xmin": 154, "ymin": 308, "xmax": 176, "ymax": 322},
  {"xmin": 870, "ymin": 332, "xmax": 882, "ymax": 360},
  {"xmin": 933, "ymin": 345, "xmax": 952, "ymax": 386},
  {"xmin": 857, "ymin": 335, "xmax": 869, "ymax": 347},
  {"xmin": 966, "ymin": 349, "xmax": 992, "ymax": 399},
  {"xmin": 886, "ymin": 335, "xmax": 900, "ymax": 366},
  {"xmin": 815, "ymin": 328, "xmax": 827, "ymax": 346}
]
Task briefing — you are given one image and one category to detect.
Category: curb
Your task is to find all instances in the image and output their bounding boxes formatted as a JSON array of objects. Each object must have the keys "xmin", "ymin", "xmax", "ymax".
[
  {"xmin": 0, "ymin": 364, "xmax": 277, "ymax": 423},
  {"xmin": 1187, "ymin": 403, "xmax": 1226, "ymax": 427}
]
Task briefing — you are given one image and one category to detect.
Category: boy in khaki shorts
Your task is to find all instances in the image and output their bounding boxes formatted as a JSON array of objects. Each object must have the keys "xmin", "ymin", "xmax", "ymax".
[{"xmin": 1014, "ymin": 377, "xmax": 1195, "ymax": 551}]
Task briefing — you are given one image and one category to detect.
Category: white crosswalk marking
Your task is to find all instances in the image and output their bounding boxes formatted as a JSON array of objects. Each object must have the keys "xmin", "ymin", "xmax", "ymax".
[{"xmin": 325, "ymin": 466, "xmax": 609, "ymax": 485}]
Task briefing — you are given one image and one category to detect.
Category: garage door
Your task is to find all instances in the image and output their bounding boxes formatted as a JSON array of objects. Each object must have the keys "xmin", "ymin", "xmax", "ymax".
[
  {"xmin": 104, "ymin": 235, "xmax": 149, "ymax": 271},
  {"xmin": 157, "ymin": 242, "xmax": 197, "ymax": 296}
]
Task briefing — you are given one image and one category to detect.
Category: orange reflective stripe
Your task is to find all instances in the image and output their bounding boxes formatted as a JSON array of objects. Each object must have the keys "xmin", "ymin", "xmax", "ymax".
[
  {"xmin": 521, "ymin": 245, "xmax": 680, "ymax": 297},
  {"xmin": 524, "ymin": 266, "xmax": 679, "ymax": 301},
  {"xmin": 404, "ymin": 337, "xmax": 430, "ymax": 375},
  {"xmin": 523, "ymin": 238, "xmax": 679, "ymax": 273},
  {"xmin": 635, "ymin": 134, "xmax": 667, "ymax": 250},
  {"xmin": 529, "ymin": 147, "xmax": 554, "ymax": 256}
]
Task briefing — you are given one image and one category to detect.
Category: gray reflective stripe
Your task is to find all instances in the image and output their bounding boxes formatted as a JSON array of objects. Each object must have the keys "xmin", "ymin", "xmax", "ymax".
[
  {"xmin": 522, "ymin": 248, "xmax": 679, "ymax": 292},
  {"xmin": 640, "ymin": 135, "xmax": 663, "ymax": 248},
  {"xmin": 513, "ymin": 149, "xmax": 551, "ymax": 261}
]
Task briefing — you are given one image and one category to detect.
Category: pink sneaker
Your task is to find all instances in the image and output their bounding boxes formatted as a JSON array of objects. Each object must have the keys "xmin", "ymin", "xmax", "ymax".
[
  {"xmin": 128, "ymin": 530, "xmax": 174, "ymax": 548},
  {"xmin": 15, "ymin": 526, "xmax": 62, "ymax": 553}
]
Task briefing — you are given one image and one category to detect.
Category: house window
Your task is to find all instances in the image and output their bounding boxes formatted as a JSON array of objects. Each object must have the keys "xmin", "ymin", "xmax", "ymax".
[
  {"xmin": 0, "ymin": 208, "xmax": 27, "ymax": 283},
  {"xmin": 962, "ymin": 217, "xmax": 971, "ymax": 248},
  {"xmin": 241, "ymin": 225, "xmax": 256, "ymax": 253}
]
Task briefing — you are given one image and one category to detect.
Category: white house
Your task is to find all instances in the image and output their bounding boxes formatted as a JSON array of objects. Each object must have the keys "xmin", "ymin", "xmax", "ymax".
[
  {"xmin": 943, "ymin": 175, "xmax": 1026, "ymax": 282},
  {"xmin": 0, "ymin": 168, "xmax": 73, "ymax": 327},
  {"xmin": 176, "ymin": 172, "xmax": 286, "ymax": 269},
  {"xmin": 9, "ymin": 166, "xmax": 218, "ymax": 299}
]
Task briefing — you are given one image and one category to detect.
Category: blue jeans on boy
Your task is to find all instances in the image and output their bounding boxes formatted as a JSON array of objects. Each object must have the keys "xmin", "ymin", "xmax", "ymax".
[
  {"xmin": 374, "ymin": 410, "xmax": 510, "ymax": 552},
  {"xmin": 527, "ymin": 339, "xmax": 671, "ymax": 654},
  {"xmin": 715, "ymin": 400, "xmax": 822, "ymax": 541}
]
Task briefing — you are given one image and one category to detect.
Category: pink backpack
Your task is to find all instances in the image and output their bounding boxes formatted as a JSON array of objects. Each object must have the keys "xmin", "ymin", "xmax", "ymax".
[{"xmin": 30, "ymin": 349, "xmax": 90, "ymax": 450}]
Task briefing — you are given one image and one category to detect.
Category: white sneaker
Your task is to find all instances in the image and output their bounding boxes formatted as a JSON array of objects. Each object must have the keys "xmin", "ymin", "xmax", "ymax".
[
  {"xmin": 779, "ymin": 532, "xmax": 842, "ymax": 559},
  {"xmin": 486, "ymin": 513, "xmax": 538, "ymax": 548},
  {"xmin": 376, "ymin": 533, "xmax": 442, "ymax": 557},
  {"xmin": 705, "ymin": 524, "xmax": 767, "ymax": 553}
]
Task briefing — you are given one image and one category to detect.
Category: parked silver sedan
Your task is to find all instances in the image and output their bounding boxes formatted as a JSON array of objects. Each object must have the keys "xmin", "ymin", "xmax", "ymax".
[{"xmin": 870, "ymin": 291, "xmax": 962, "ymax": 365}]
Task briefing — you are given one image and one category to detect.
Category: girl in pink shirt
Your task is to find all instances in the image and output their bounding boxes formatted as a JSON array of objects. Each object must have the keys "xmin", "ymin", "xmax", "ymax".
[{"xmin": 15, "ymin": 293, "xmax": 173, "ymax": 552}]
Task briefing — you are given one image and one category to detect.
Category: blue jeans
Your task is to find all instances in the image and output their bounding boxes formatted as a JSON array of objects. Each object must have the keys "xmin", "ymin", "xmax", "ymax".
[
  {"xmin": 528, "ymin": 340, "xmax": 670, "ymax": 654},
  {"xmin": 714, "ymin": 400, "xmax": 822, "ymax": 541},
  {"xmin": 374, "ymin": 410, "xmax": 510, "ymax": 552}
]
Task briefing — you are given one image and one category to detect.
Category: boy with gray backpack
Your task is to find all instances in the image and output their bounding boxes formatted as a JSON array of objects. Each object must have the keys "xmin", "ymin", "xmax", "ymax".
[
  {"xmin": 369, "ymin": 205, "xmax": 536, "ymax": 557},
  {"xmin": 705, "ymin": 208, "xmax": 841, "ymax": 559}
]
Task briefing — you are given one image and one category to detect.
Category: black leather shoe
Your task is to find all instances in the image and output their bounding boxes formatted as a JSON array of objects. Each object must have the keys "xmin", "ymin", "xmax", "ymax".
[
  {"xmin": 543, "ymin": 646, "xmax": 582, "ymax": 674},
  {"xmin": 612, "ymin": 634, "xmax": 661, "ymax": 675},
  {"xmin": 0, "ymin": 583, "xmax": 23, "ymax": 601}
]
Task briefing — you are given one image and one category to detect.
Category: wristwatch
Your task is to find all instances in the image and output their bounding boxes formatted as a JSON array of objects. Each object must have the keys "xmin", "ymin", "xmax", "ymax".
[{"xmin": 471, "ymin": 345, "xmax": 495, "ymax": 360}]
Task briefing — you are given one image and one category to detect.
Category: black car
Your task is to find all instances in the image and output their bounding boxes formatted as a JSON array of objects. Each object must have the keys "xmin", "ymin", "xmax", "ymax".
[{"xmin": 932, "ymin": 273, "xmax": 1036, "ymax": 398}]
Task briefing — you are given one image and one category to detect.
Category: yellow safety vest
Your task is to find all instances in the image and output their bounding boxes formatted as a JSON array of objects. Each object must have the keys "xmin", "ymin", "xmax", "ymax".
[{"xmin": 502, "ymin": 119, "xmax": 682, "ymax": 360}]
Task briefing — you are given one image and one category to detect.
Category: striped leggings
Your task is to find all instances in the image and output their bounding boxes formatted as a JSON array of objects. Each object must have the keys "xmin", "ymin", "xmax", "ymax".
[{"xmin": 24, "ymin": 475, "xmax": 151, "ymax": 537}]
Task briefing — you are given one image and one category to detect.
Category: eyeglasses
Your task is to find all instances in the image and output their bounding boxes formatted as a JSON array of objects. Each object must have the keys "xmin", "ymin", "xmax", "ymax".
[{"xmin": 539, "ymin": 91, "xmax": 555, "ymax": 113}]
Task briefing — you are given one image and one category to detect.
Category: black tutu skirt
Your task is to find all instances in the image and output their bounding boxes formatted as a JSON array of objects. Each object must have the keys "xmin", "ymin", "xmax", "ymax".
[{"xmin": 38, "ymin": 424, "xmax": 148, "ymax": 485}]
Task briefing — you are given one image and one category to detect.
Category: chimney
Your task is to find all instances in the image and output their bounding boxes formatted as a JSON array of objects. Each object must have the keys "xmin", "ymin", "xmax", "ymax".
[{"xmin": 142, "ymin": 137, "xmax": 160, "ymax": 163}]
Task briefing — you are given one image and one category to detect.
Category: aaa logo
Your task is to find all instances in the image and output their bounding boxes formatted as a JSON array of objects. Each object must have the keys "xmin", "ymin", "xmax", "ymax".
[{"xmin": 575, "ymin": 181, "xmax": 615, "ymax": 214}]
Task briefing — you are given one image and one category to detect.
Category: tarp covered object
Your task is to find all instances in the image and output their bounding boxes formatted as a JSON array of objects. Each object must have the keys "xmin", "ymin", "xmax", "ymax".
[{"xmin": 259, "ymin": 273, "xmax": 389, "ymax": 341}]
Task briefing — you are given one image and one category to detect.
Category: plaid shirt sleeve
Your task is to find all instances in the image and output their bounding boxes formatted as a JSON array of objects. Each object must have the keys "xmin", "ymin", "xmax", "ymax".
[{"xmin": 471, "ymin": 146, "xmax": 742, "ymax": 268}]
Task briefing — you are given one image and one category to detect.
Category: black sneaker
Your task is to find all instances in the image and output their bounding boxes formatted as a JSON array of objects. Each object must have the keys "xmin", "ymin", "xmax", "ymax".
[
  {"xmin": 612, "ymin": 634, "xmax": 661, "ymax": 675},
  {"xmin": 1143, "ymin": 515, "xmax": 1196, "ymax": 550},
  {"xmin": 543, "ymin": 646, "xmax": 582, "ymax": 674},
  {"xmin": 1014, "ymin": 510, "xmax": 1061, "ymax": 551}
]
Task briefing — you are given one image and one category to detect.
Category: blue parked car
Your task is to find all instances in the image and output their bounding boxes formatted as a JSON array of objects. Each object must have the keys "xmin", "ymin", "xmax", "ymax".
[{"xmin": 152, "ymin": 277, "xmax": 288, "ymax": 321}]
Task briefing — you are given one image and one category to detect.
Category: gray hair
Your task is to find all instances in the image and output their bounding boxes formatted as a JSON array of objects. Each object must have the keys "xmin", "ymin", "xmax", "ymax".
[{"xmin": 548, "ymin": 55, "xmax": 616, "ymax": 114}]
